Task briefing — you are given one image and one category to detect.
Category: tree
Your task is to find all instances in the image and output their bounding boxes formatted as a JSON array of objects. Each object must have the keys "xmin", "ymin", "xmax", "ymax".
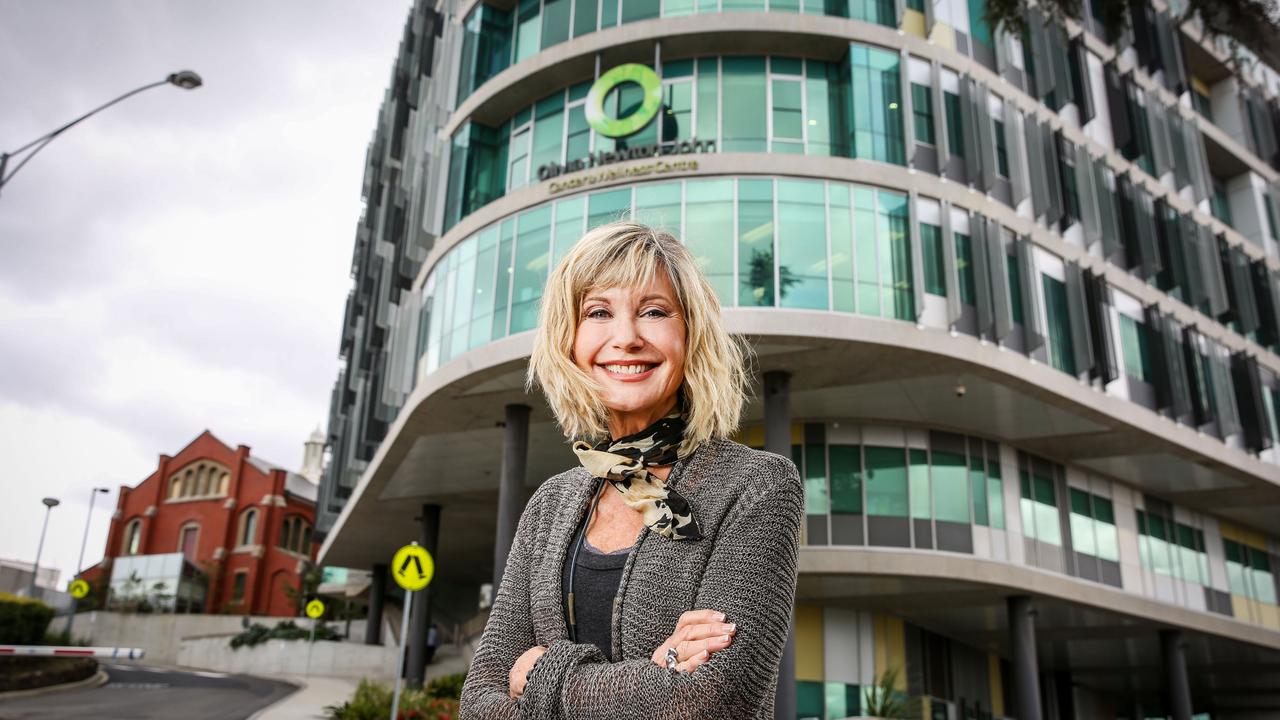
[
  {"xmin": 283, "ymin": 564, "xmax": 323, "ymax": 616},
  {"xmin": 985, "ymin": 0, "xmax": 1279, "ymax": 71}
]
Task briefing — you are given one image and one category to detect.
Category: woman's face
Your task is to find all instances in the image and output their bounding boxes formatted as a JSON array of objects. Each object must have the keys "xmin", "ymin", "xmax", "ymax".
[{"xmin": 572, "ymin": 270, "xmax": 686, "ymax": 439}]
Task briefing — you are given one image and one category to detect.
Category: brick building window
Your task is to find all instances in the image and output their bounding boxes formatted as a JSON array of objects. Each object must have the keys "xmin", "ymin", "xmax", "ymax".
[
  {"xmin": 167, "ymin": 461, "xmax": 231, "ymax": 501},
  {"xmin": 278, "ymin": 516, "xmax": 312, "ymax": 556},
  {"xmin": 237, "ymin": 508, "xmax": 259, "ymax": 547},
  {"xmin": 123, "ymin": 519, "xmax": 142, "ymax": 556},
  {"xmin": 231, "ymin": 572, "xmax": 247, "ymax": 603}
]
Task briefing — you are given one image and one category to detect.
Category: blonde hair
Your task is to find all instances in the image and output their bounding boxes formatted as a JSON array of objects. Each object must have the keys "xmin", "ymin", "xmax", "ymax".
[{"xmin": 526, "ymin": 220, "xmax": 750, "ymax": 448}]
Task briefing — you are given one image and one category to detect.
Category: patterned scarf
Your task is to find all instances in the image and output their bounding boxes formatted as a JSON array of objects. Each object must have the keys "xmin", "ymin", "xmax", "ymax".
[{"xmin": 571, "ymin": 412, "xmax": 704, "ymax": 541}]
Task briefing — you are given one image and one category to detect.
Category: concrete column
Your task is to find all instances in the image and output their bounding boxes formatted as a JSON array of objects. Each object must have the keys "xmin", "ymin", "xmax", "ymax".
[
  {"xmin": 1008, "ymin": 595, "xmax": 1043, "ymax": 720},
  {"xmin": 365, "ymin": 563, "xmax": 387, "ymax": 645},
  {"xmin": 1161, "ymin": 629, "xmax": 1193, "ymax": 720},
  {"xmin": 494, "ymin": 404, "xmax": 530, "ymax": 591},
  {"xmin": 406, "ymin": 504, "xmax": 441, "ymax": 688},
  {"xmin": 764, "ymin": 371, "xmax": 795, "ymax": 720}
]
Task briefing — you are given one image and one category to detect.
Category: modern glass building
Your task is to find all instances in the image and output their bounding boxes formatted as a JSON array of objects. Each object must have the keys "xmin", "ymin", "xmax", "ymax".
[{"xmin": 318, "ymin": 0, "xmax": 1280, "ymax": 715}]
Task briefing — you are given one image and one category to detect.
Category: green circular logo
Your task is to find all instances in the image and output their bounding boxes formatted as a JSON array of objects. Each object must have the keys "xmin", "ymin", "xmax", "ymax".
[{"xmin": 585, "ymin": 64, "xmax": 662, "ymax": 138}]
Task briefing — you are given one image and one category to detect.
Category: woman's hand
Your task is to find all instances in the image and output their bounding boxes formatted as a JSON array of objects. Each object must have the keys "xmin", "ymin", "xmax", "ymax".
[
  {"xmin": 650, "ymin": 609, "xmax": 737, "ymax": 674},
  {"xmin": 509, "ymin": 645, "xmax": 546, "ymax": 699}
]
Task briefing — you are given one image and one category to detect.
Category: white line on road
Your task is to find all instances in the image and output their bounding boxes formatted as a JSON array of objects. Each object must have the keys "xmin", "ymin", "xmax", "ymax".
[{"xmin": 190, "ymin": 671, "xmax": 229, "ymax": 678}]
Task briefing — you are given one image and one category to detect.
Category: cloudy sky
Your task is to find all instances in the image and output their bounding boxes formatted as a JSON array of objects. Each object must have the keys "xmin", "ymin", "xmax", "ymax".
[{"xmin": 0, "ymin": 1, "xmax": 411, "ymax": 590}]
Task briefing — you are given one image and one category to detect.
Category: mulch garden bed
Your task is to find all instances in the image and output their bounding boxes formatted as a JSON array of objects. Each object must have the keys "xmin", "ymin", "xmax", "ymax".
[{"xmin": 0, "ymin": 657, "xmax": 98, "ymax": 693}]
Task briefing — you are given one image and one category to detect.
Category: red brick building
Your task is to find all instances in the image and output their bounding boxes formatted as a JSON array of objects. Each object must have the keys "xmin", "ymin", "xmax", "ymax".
[{"xmin": 81, "ymin": 430, "xmax": 322, "ymax": 616}]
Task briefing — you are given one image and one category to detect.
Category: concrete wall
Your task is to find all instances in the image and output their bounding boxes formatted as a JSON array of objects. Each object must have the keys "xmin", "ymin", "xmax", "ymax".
[
  {"xmin": 176, "ymin": 636, "xmax": 398, "ymax": 680},
  {"xmin": 49, "ymin": 611, "xmax": 377, "ymax": 666}
]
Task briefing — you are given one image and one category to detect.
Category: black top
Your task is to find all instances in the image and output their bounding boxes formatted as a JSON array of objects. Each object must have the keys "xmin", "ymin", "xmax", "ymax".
[{"xmin": 562, "ymin": 485, "xmax": 634, "ymax": 662}]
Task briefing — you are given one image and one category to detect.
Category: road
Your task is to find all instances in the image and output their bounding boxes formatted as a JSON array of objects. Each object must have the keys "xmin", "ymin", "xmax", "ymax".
[{"xmin": 0, "ymin": 664, "xmax": 297, "ymax": 720}]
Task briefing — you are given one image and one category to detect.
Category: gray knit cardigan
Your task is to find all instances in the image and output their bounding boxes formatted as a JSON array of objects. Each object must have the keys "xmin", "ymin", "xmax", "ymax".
[{"xmin": 459, "ymin": 437, "xmax": 803, "ymax": 720}]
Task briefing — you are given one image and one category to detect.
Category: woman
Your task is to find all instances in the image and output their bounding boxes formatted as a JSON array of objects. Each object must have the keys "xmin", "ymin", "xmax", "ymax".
[{"xmin": 459, "ymin": 221, "xmax": 803, "ymax": 719}]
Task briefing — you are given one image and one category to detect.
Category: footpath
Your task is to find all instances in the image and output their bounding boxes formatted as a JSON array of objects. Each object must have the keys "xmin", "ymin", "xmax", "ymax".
[{"xmin": 249, "ymin": 674, "xmax": 358, "ymax": 720}]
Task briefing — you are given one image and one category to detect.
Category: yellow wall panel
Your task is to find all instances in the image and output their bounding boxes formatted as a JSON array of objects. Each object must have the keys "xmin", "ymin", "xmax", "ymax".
[
  {"xmin": 1232, "ymin": 594, "xmax": 1254, "ymax": 624},
  {"xmin": 989, "ymin": 653, "xmax": 1005, "ymax": 716},
  {"xmin": 872, "ymin": 614, "xmax": 908, "ymax": 691},
  {"xmin": 929, "ymin": 21, "xmax": 955, "ymax": 51},
  {"xmin": 795, "ymin": 603, "xmax": 825, "ymax": 682},
  {"xmin": 1218, "ymin": 521, "xmax": 1268, "ymax": 549},
  {"xmin": 1259, "ymin": 602, "xmax": 1280, "ymax": 631},
  {"xmin": 902, "ymin": 9, "xmax": 926, "ymax": 38},
  {"xmin": 735, "ymin": 426, "xmax": 764, "ymax": 448},
  {"xmin": 1190, "ymin": 75, "xmax": 1212, "ymax": 97}
]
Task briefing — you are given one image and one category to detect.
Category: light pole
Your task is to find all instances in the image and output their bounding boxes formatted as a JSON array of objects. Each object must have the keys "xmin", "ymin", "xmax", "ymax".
[
  {"xmin": 0, "ymin": 70, "xmax": 202, "ymax": 197},
  {"xmin": 66, "ymin": 487, "xmax": 110, "ymax": 639},
  {"xmin": 29, "ymin": 497, "xmax": 60, "ymax": 599}
]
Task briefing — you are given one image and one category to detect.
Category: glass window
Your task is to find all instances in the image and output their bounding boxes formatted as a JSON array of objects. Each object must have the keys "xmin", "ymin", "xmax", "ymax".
[
  {"xmin": 457, "ymin": 5, "xmax": 512, "ymax": 105},
  {"xmin": 685, "ymin": 179, "xmax": 735, "ymax": 305},
  {"xmin": 508, "ymin": 125, "xmax": 532, "ymax": 191},
  {"xmin": 722, "ymin": 57, "xmax": 768, "ymax": 152},
  {"xmin": 865, "ymin": 446, "xmax": 908, "ymax": 517},
  {"xmin": 969, "ymin": 442, "xmax": 988, "ymax": 526},
  {"xmin": 1069, "ymin": 488, "xmax": 1097, "ymax": 557},
  {"xmin": 621, "ymin": 0, "xmax": 659, "ymax": 22},
  {"xmin": 994, "ymin": 120, "xmax": 1009, "ymax": 177},
  {"xmin": 1019, "ymin": 454, "xmax": 1061, "ymax": 546},
  {"xmin": 921, "ymin": 222, "xmax": 945, "ymax": 296},
  {"xmin": 239, "ymin": 509, "xmax": 258, "ymax": 547},
  {"xmin": 550, "ymin": 196, "xmax": 586, "ymax": 272},
  {"xmin": 879, "ymin": 190, "xmax": 912, "ymax": 321},
  {"xmin": 804, "ymin": 442, "xmax": 829, "ymax": 516},
  {"xmin": 806, "ymin": 62, "xmax": 840, "ymax": 156},
  {"xmin": 967, "ymin": 0, "xmax": 992, "ymax": 51},
  {"xmin": 772, "ymin": 78, "xmax": 804, "ymax": 153},
  {"xmin": 738, "ymin": 179, "xmax": 775, "ymax": 306},
  {"xmin": 986, "ymin": 443, "xmax": 1005, "ymax": 530},
  {"xmin": 1094, "ymin": 496, "xmax": 1118, "ymax": 562},
  {"xmin": 492, "ymin": 220, "xmax": 515, "ymax": 339},
  {"xmin": 662, "ymin": 80, "xmax": 694, "ymax": 143},
  {"xmin": 510, "ymin": 206, "xmax": 553, "ymax": 333},
  {"xmin": 125, "ymin": 520, "xmax": 142, "ymax": 556},
  {"xmin": 848, "ymin": 46, "xmax": 904, "ymax": 165},
  {"xmin": 1042, "ymin": 274, "xmax": 1077, "ymax": 375},
  {"xmin": 665, "ymin": 0, "xmax": 695, "ymax": 15},
  {"xmin": 777, "ymin": 180, "xmax": 829, "ymax": 309},
  {"xmin": 232, "ymin": 572, "xmax": 247, "ymax": 603},
  {"xmin": 829, "ymin": 184, "xmax": 855, "ymax": 313},
  {"xmin": 854, "ymin": 187, "xmax": 880, "ymax": 316},
  {"xmin": 909, "ymin": 448, "xmax": 930, "ymax": 519},
  {"xmin": 610, "ymin": 76, "xmax": 658, "ymax": 149},
  {"xmin": 697, "ymin": 58, "xmax": 719, "ymax": 141},
  {"xmin": 830, "ymin": 444, "xmax": 862, "ymax": 515},
  {"xmin": 541, "ymin": 0, "xmax": 571, "ymax": 48},
  {"xmin": 932, "ymin": 449, "xmax": 970, "ymax": 523},
  {"xmin": 634, "ymin": 182, "xmax": 681, "ymax": 236},
  {"xmin": 850, "ymin": 0, "xmax": 895, "ymax": 25},
  {"xmin": 1007, "ymin": 254, "xmax": 1023, "ymax": 325},
  {"xmin": 566, "ymin": 103, "xmax": 591, "ymax": 162},
  {"xmin": 1119, "ymin": 315, "xmax": 1153, "ymax": 383},
  {"xmin": 955, "ymin": 231, "xmax": 975, "ymax": 305},
  {"xmin": 514, "ymin": 0, "xmax": 542, "ymax": 62},
  {"xmin": 573, "ymin": 0, "xmax": 598, "ymax": 36},
  {"xmin": 723, "ymin": 0, "xmax": 766, "ymax": 10},
  {"xmin": 824, "ymin": 682, "xmax": 862, "ymax": 719},
  {"xmin": 587, "ymin": 187, "xmax": 631, "ymax": 228},
  {"xmin": 531, "ymin": 94, "xmax": 565, "ymax": 182},
  {"xmin": 911, "ymin": 83, "xmax": 934, "ymax": 145},
  {"xmin": 944, "ymin": 91, "xmax": 964, "ymax": 158}
]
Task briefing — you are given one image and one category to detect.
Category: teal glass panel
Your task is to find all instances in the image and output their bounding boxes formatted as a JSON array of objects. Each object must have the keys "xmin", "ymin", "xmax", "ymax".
[
  {"xmin": 824, "ymin": 682, "xmax": 861, "ymax": 719},
  {"xmin": 514, "ymin": 0, "xmax": 541, "ymax": 62},
  {"xmin": 772, "ymin": 78, "xmax": 804, "ymax": 152},
  {"xmin": 662, "ymin": 80, "xmax": 694, "ymax": 142},
  {"xmin": 1007, "ymin": 254, "xmax": 1023, "ymax": 324},
  {"xmin": 723, "ymin": 0, "xmax": 766, "ymax": 10},
  {"xmin": 456, "ymin": 5, "xmax": 513, "ymax": 105},
  {"xmin": 931, "ymin": 450, "xmax": 969, "ymax": 523},
  {"xmin": 531, "ymin": 93, "xmax": 566, "ymax": 173},
  {"xmin": 969, "ymin": 449, "xmax": 988, "ymax": 526},
  {"xmin": 738, "ymin": 178, "xmax": 775, "ymax": 307},
  {"xmin": 909, "ymin": 447, "xmax": 930, "ymax": 519},
  {"xmin": 805, "ymin": 443, "xmax": 829, "ymax": 515},
  {"xmin": 994, "ymin": 119, "xmax": 1009, "ymax": 176},
  {"xmin": 696, "ymin": 58, "xmax": 719, "ymax": 142},
  {"xmin": 879, "ymin": 190, "xmax": 912, "ymax": 321},
  {"xmin": 510, "ymin": 206, "xmax": 553, "ymax": 333},
  {"xmin": 1042, "ymin": 274, "xmax": 1077, "ymax": 375},
  {"xmin": 721, "ymin": 57, "xmax": 768, "ymax": 152},
  {"xmin": 444, "ymin": 125, "xmax": 473, "ymax": 232},
  {"xmin": 685, "ymin": 179, "xmax": 735, "ymax": 305},
  {"xmin": 986, "ymin": 458, "xmax": 1005, "ymax": 530},
  {"xmin": 828, "ymin": 184, "xmax": 855, "ymax": 313},
  {"xmin": 1069, "ymin": 488, "xmax": 1096, "ymax": 557},
  {"xmin": 1120, "ymin": 315, "xmax": 1153, "ymax": 383},
  {"xmin": 449, "ymin": 238, "xmax": 477, "ymax": 360},
  {"xmin": 921, "ymin": 222, "xmax": 944, "ymax": 296},
  {"xmin": 829, "ymin": 444, "xmax": 862, "ymax": 514},
  {"xmin": 566, "ymin": 103, "xmax": 591, "ymax": 162},
  {"xmin": 588, "ymin": 187, "xmax": 632, "ymax": 228},
  {"xmin": 610, "ymin": 79, "xmax": 658, "ymax": 149},
  {"xmin": 777, "ymin": 179, "xmax": 828, "ymax": 309},
  {"xmin": 850, "ymin": 0, "xmax": 895, "ymax": 24},
  {"xmin": 1095, "ymin": 511, "xmax": 1119, "ymax": 562},
  {"xmin": 470, "ymin": 227, "xmax": 499, "ymax": 350},
  {"xmin": 771, "ymin": 56, "xmax": 803, "ymax": 75},
  {"xmin": 854, "ymin": 187, "xmax": 879, "ymax": 316},
  {"xmin": 805, "ymin": 62, "xmax": 841, "ymax": 156},
  {"xmin": 573, "ymin": 0, "xmax": 598, "ymax": 35},
  {"xmin": 665, "ymin": 0, "xmax": 696, "ymax": 15},
  {"xmin": 865, "ymin": 446, "xmax": 908, "ymax": 517},
  {"xmin": 634, "ymin": 182, "xmax": 682, "ymax": 236},
  {"xmin": 542, "ymin": 0, "xmax": 571, "ymax": 47},
  {"xmin": 847, "ymin": 45, "xmax": 904, "ymax": 165},
  {"xmin": 697, "ymin": 0, "xmax": 719, "ymax": 12},
  {"xmin": 944, "ymin": 91, "xmax": 963, "ymax": 159},
  {"xmin": 622, "ymin": 0, "xmax": 660, "ymax": 22},
  {"xmin": 508, "ymin": 126, "xmax": 531, "ymax": 191},
  {"xmin": 967, "ymin": 0, "xmax": 992, "ymax": 50},
  {"xmin": 602, "ymin": 0, "xmax": 619, "ymax": 26},
  {"xmin": 955, "ymin": 232, "xmax": 975, "ymax": 305},
  {"xmin": 773, "ymin": 0, "xmax": 801, "ymax": 11},
  {"xmin": 911, "ymin": 83, "xmax": 934, "ymax": 144},
  {"xmin": 551, "ymin": 196, "xmax": 586, "ymax": 272},
  {"xmin": 796, "ymin": 681, "xmax": 824, "ymax": 719},
  {"xmin": 492, "ymin": 219, "xmax": 515, "ymax": 338}
]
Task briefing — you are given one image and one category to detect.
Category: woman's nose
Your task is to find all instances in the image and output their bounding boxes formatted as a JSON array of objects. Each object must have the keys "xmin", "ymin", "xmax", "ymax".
[{"xmin": 610, "ymin": 315, "xmax": 643, "ymax": 349}]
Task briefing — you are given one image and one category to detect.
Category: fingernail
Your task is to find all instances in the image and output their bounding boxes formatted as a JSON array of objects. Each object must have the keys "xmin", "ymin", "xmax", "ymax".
[
  {"xmin": 717, "ymin": 613, "xmax": 726, "ymax": 622},
  {"xmin": 721, "ymin": 634, "xmax": 731, "ymax": 642},
  {"xmin": 726, "ymin": 623, "xmax": 736, "ymax": 632}
]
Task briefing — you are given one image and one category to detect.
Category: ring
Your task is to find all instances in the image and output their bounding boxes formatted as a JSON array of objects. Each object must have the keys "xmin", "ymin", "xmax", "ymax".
[{"xmin": 665, "ymin": 646, "xmax": 679, "ymax": 672}]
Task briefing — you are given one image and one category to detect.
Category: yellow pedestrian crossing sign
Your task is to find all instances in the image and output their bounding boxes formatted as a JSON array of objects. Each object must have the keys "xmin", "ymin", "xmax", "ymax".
[
  {"xmin": 391, "ymin": 543, "xmax": 434, "ymax": 591},
  {"xmin": 305, "ymin": 599, "xmax": 325, "ymax": 619},
  {"xmin": 68, "ymin": 579, "xmax": 90, "ymax": 599}
]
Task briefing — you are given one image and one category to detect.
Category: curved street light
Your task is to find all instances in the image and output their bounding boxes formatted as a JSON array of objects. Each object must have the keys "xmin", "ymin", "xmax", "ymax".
[
  {"xmin": 0, "ymin": 70, "xmax": 202, "ymax": 197},
  {"xmin": 29, "ymin": 497, "xmax": 61, "ymax": 598}
]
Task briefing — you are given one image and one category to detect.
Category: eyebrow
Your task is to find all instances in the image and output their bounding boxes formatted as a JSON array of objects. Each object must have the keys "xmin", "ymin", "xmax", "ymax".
[{"xmin": 581, "ymin": 293, "xmax": 674, "ymax": 305}]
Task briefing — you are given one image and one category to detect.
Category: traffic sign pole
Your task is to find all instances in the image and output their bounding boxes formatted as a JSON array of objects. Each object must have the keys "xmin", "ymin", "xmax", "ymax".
[
  {"xmin": 305, "ymin": 616, "xmax": 315, "ymax": 678},
  {"xmin": 303, "ymin": 598, "xmax": 326, "ymax": 679},
  {"xmin": 390, "ymin": 588, "xmax": 413, "ymax": 720}
]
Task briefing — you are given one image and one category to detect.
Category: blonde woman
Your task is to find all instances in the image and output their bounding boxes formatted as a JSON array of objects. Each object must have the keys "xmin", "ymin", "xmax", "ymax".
[{"xmin": 459, "ymin": 221, "xmax": 803, "ymax": 719}]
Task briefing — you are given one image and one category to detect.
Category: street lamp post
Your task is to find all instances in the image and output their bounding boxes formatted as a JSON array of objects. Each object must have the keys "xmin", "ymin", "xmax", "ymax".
[
  {"xmin": 29, "ymin": 497, "xmax": 60, "ymax": 599},
  {"xmin": 0, "ymin": 70, "xmax": 202, "ymax": 197},
  {"xmin": 66, "ymin": 487, "xmax": 110, "ymax": 639}
]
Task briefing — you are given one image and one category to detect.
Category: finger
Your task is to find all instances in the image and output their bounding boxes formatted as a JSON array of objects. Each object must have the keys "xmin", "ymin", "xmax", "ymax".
[
  {"xmin": 676, "ymin": 609, "xmax": 727, "ymax": 630},
  {"xmin": 677, "ymin": 633, "xmax": 733, "ymax": 660},
  {"xmin": 678, "ymin": 621, "xmax": 737, "ymax": 642},
  {"xmin": 677, "ymin": 649, "xmax": 710, "ymax": 674}
]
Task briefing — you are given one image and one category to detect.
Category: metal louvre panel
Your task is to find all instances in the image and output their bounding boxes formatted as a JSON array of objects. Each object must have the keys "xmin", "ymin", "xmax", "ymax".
[
  {"xmin": 1182, "ymin": 327, "xmax": 1212, "ymax": 426},
  {"xmin": 1116, "ymin": 175, "xmax": 1142, "ymax": 273},
  {"xmin": 1153, "ymin": 10, "xmax": 1187, "ymax": 94},
  {"xmin": 1231, "ymin": 352, "xmax": 1272, "ymax": 452},
  {"xmin": 1187, "ymin": 118, "xmax": 1214, "ymax": 203},
  {"xmin": 1247, "ymin": 91, "xmax": 1280, "ymax": 167},
  {"xmin": 1017, "ymin": 235, "xmax": 1046, "ymax": 351},
  {"xmin": 1256, "ymin": 260, "xmax": 1280, "ymax": 347},
  {"xmin": 1154, "ymin": 199, "xmax": 1189, "ymax": 294},
  {"xmin": 1027, "ymin": 7, "xmax": 1054, "ymax": 98},
  {"xmin": 1167, "ymin": 111, "xmax": 1191, "ymax": 191},
  {"xmin": 1042, "ymin": 120, "xmax": 1065, "ymax": 226},
  {"xmin": 1056, "ymin": 132, "xmax": 1078, "ymax": 228},
  {"xmin": 942, "ymin": 202, "xmax": 962, "ymax": 325},
  {"xmin": 1226, "ymin": 244, "xmax": 1261, "ymax": 334},
  {"xmin": 1104, "ymin": 62, "xmax": 1132, "ymax": 152},
  {"xmin": 1084, "ymin": 270, "xmax": 1120, "ymax": 383},
  {"xmin": 1161, "ymin": 312, "xmax": 1194, "ymax": 419},
  {"xmin": 910, "ymin": 189, "xmax": 926, "ymax": 321},
  {"xmin": 901, "ymin": 50, "xmax": 915, "ymax": 153},
  {"xmin": 893, "ymin": 0, "xmax": 905, "ymax": 31},
  {"xmin": 1145, "ymin": 305, "xmax": 1175, "ymax": 412},
  {"xmin": 1006, "ymin": 101, "xmax": 1029, "ymax": 204},
  {"xmin": 1095, "ymin": 164, "xmax": 1123, "ymax": 263},
  {"xmin": 1147, "ymin": 101, "xmax": 1174, "ymax": 178},
  {"xmin": 1076, "ymin": 145, "xmax": 1102, "ymax": 246},
  {"xmin": 960, "ymin": 77, "xmax": 983, "ymax": 185},
  {"xmin": 987, "ymin": 220, "xmax": 1014, "ymax": 341},
  {"xmin": 1064, "ymin": 261, "xmax": 1094, "ymax": 377},
  {"xmin": 1047, "ymin": 22, "xmax": 1074, "ymax": 108},
  {"xmin": 933, "ymin": 61, "xmax": 949, "ymax": 169},
  {"xmin": 1024, "ymin": 117, "xmax": 1050, "ymax": 218},
  {"xmin": 1209, "ymin": 343, "xmax": 1242, "ymax": 439},
  {"xmin": 1199, "ymin": 228, "xmax": 1231, "ymax": 318},
  {"xmin": 1132, "ymin": 180, "xmax": 1162, "ymax": 280},
  {"xmin": 1069, "ymin": 38, "xmax": 1095, "ymax": 122},
  {"xmin": 923, "ymin": 0, "xmax": 935, "ymax": 33},
  {"xmin": 972, "ymin": 215, "xmax": 995, "ymax": 337},
  {"xmin": 976, "ymin": 83, "xmax": 998, "ymax": 192}
]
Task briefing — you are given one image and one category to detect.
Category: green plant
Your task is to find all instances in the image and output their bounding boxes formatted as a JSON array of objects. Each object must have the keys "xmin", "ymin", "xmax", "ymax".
[
  {"xmin": 0, "ymin": 593, "xmax": 55, "ymax": 645},
  {"xmin": 323, "ymin": 678, "xmax": 464, "ymax": 720},
  {"xmin": 230, "ymin": 620, "xmax": 342, "ymax": 649},
  {"xmin": 424, "ymin": 672, "xmax": 466, "ymax": 700},
  {"xmin": 863, "ymin": 665, "xmax": 907, "ymax": 719},
  {"xmin": 325, "ymin": 678, "xmax": 393, "ymax": 720}
]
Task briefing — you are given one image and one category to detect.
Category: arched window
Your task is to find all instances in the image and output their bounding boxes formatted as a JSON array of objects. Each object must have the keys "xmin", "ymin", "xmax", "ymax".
[
  {"xmin": 178, "ymin": 522, "xmax": 199, "ymax": 560},
  {"xmin": 277, "ymin": 516, "xmax": 312, "ymax": 555},
  {"xmin": 238, "ymin": 508, "xmax": 258, "ymax": 547},
  {"xmin": 123, "ymin": 519, "xmax": 142, "ymax": 556},
  {"xmin": 166, "ymin": 461, "xmax": 231, "ymax": 502},
  {"xmin": 168, "ymin": 476, "xmax": 183, "ymax": 499}
]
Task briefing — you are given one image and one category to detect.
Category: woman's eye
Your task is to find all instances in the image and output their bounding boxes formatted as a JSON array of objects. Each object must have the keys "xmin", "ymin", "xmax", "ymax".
[
  {"xmin": 585, "ymin": 308, "xmax": 611, "ymax": 319},
  {"xmin": 642, "ymin": 308, "xmax": 670, "ymax": 318}
]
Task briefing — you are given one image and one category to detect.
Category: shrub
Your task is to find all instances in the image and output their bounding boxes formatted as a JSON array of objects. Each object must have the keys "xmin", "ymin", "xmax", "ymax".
[
  {"xmin": 229, "ymin": 620, "xmax": 342, "ymax": 649},
  {"xmin": 324, "ymin": 677, "xmax": 464, "ymax": 720},
  {"xmin": 325, "ymin": 678, "xmax": 393, "ymax": 720},
  {"xmin": 424, "ymin": 672, "xmax": 466, "ymax": 700},
  {"xmin": 0, "ymin": 593, "xmax": 55, "ymax": 645}
]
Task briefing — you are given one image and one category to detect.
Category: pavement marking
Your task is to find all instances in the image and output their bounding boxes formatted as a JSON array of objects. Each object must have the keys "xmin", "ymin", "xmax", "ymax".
[
  {"xmin": 190, "ymin": 671, "xmax": 229, "ymax": 678},
  {"xmin": 105, "ymin": 682, "xmax": 170, "ymax": 689}
]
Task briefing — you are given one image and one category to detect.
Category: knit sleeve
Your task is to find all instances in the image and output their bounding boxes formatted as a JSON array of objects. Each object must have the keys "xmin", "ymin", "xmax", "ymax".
[
  {"xmin": 459, "ymin": 486, "xmax": 547, "ymax": 720},
  {"xmin": 518, "ymin": 455, "xmax": 803, "ymax": 720}
]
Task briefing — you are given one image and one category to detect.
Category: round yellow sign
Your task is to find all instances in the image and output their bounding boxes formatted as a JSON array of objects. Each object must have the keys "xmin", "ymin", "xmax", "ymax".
[
  {"xmin": 305, "ymin": 599, "xmax": 325, "ymax": 619},
  {"xmin": 68, "ymin": 579, "xmax": 90, "ymax": 600},
  {"xmin": 391, "ymin": 544, "xmax": 434, "ymax": 592}
]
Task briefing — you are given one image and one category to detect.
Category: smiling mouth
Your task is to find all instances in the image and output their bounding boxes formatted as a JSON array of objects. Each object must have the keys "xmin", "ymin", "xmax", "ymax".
[{"xmin": 600, "ymin": 363, "xmax": 657, "ymax": 375}]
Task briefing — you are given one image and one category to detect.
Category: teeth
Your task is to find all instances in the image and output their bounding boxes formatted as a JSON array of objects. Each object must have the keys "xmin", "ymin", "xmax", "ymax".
[{"xmin": 605, "ymin": 364, "xmax": 653, "ymax": 375}]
